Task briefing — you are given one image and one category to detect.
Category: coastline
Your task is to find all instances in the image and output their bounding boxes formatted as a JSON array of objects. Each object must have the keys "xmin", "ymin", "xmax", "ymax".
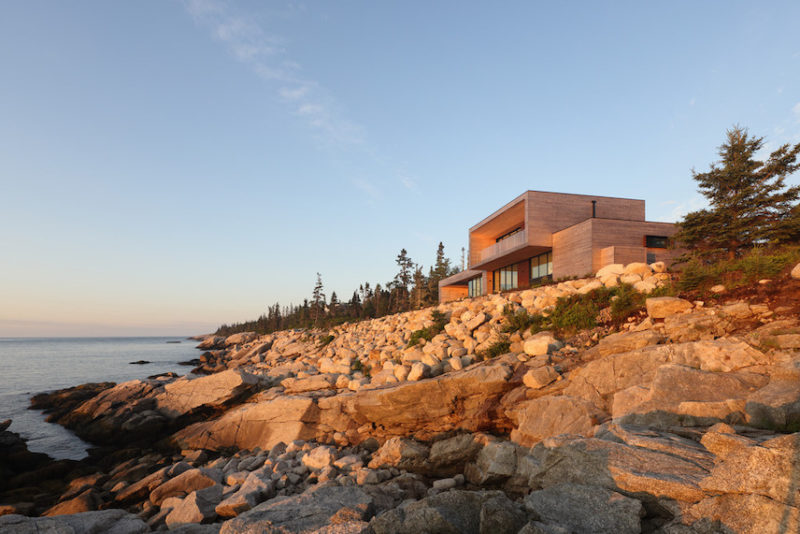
[{"xmin": 2, "ymin": 264, "xmax": 800, "ymax": 532}]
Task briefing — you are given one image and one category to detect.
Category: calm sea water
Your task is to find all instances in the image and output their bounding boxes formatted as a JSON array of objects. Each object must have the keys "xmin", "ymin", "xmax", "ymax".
[{"xmin": 0, "ymin": 337, "xmax": 201, "ymax": 461}]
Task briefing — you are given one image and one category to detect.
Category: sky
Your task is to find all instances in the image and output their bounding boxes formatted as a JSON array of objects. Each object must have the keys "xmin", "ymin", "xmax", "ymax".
[{"xmin": 1, "ymin": 1, "xmax": 799, "ymax": 337}]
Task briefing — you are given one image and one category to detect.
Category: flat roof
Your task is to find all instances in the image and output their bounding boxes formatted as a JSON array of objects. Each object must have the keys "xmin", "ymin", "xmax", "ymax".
[{"xmin": 469, "ymin": 190, "xmax": 645, "ymax": 232}]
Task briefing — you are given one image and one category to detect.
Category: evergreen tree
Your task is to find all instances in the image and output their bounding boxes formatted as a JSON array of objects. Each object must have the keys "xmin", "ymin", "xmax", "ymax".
[
  {"xmin": 426, "ymin": 242, "xmax": 455, "ymax": 305},
  {"xmin": 329, "ymin": 291, "xmax": 339, "ymax": 318},
  {"xmin": 674, "ymin": 126, "xmax": 800, "ymax": 259},
  {"xmin": 311, "ymin": 273, "xmax": 326, "ymax": 326},
  {"xmin": 393, "ymin": 249, "xmax": 414, "ymax": 311},
  {"xmin": 411, "ymin": 264, "xmax": 426, "ymax": 309}
]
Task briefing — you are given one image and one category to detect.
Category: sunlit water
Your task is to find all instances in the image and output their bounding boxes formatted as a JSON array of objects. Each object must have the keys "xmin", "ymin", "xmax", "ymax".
[{"xmin": 0, "ymin": 337, "xmax": 200, "ymax": 460}]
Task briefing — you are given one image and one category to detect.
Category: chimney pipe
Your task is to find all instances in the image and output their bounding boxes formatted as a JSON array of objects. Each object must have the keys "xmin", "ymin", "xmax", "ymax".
[{"xmin": 591, "ymin": 200, "xmax": 597, "ymax": 218}]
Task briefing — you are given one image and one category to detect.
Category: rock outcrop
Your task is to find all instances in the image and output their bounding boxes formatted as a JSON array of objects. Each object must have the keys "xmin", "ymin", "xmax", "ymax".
[{"xmin": 10, "ymin": 262, "xmax": 800, "ymax": 533}]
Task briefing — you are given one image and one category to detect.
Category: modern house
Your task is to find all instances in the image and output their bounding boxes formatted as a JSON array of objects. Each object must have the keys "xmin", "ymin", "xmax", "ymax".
[{"xmin": 438, "ymin": 191, "xmax": 679, "ymax": 303}]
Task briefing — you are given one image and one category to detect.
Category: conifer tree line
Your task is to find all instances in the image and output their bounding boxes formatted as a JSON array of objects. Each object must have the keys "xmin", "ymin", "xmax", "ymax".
[
  {"xmin": 215, "ymin": 242, "xmax": 459, "ymax": 336},
  {"xmin": 674, "ymin": 126, "xmax": 800, "ymax": 260}
]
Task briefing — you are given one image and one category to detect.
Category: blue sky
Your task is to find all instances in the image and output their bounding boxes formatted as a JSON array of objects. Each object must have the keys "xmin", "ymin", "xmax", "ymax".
[{"xmin": 1, "ymin": 1, "xmax": 799, "ymax": 336}]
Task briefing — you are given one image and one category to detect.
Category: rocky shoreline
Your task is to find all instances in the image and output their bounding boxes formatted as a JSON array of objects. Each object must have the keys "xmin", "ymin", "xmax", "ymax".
[{"xmin": 3, "ymin": 261, "xmax": 800, "ymax": 533}]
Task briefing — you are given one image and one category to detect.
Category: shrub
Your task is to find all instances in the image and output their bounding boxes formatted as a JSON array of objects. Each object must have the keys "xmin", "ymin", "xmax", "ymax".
[
  {"xmin": 609, "ymin": 283, "xmax": 645, "ymax": 324},
  {"xmin": 351, "ymin": 359, "xmax": 370, "ymax": 377},
  {"xmin": 547, "ymin": 294, "xmax": 599, "ymax": 336},
  {"xmin": 501, "ymin": 305, "xmax": 537, "ymax": 333},
  {"xmin": 678, "ymin": 246, "xmax": 800, "ymax": 293},
  {"xmin": 318, "ymin": 334, "xmax": 335, "ymax": 347},
  {"xmin": 407, "ymin": 309, "xmax": 449, "ymax": 347},
  {"xmin": 479, "ymin": 336, "xmax": 511, "ymax": 359}
]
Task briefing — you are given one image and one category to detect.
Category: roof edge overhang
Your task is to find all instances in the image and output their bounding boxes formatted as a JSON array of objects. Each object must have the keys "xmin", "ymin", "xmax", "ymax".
[
  {"xmin": 470, "ymin": 244, "xmax": 551, "ymax": 272},
  {"xmin": 439, "ymin": 269, "xmax": 482, "ymax": 287}
]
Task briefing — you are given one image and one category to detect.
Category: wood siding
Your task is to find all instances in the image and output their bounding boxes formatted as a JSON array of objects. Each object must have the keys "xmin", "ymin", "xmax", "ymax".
[
  {"xmin": 440, "ymin": 285, "xmax": 468, "ymax": 303},
  {"xmin": 552, "ymin": 219, "xmax": 594, "ymax": 278},
  {"xmin": 525, "ymin": 191, "xmax": 645, "ymax": 248},
  {"xmin": 553, "ymin": 218, "xmax": 679, "ymax": 278}
]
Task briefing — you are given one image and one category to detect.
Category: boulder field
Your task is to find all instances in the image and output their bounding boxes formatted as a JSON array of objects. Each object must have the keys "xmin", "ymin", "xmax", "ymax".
[{"xmin": 3, "ymin": 261, "xmax": 800, "ymax": 533}]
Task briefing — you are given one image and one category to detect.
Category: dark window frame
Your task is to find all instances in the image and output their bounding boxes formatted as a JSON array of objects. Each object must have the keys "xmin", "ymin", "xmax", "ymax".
[
  {"xmin": 495, "ymin": 226, "xmax": 524, "ymax": 243},
  {"xmin": 645, "ymin": 235, "xmax": 669, "ymax": 248},
  {"xmin": 468, "ymin": 276, "xmax": 483, "ymax": 297}
]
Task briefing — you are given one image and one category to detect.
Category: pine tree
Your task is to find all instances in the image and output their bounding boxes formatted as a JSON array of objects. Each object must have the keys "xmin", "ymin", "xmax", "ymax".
[
  {"xmin": 329, "ymin": 291, "xmax": 339, "ymax": 318},
  {"xmin": 311, "ymin": 273, "xmax": 326, "ymax": 326},
  {"xmin": 674, "ymin": 126, "xmax": 800, "ymax": 259},
  {"xmin": 411, "ymin": 264, "xmax": 426, "ymax": 309},
  {"xmin": 393, "ymin": 249, "xmax": 414, "ymax": 311},
  {"xmin": 426, "ymin": 242, "xmax": 454, "ymax": 305}
]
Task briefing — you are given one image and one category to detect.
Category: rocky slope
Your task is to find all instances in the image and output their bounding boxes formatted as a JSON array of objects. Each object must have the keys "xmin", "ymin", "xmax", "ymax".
[{"xmin": 3, "ymin": 261, "xmax": 800, "ymax": 534}]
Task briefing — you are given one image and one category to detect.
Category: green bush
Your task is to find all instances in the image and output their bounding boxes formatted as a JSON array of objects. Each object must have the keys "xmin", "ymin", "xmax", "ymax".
[
  {"xmin": 407, "ymin": 309, "xmax": 449, "ymax": 347},
  {"xmin": 547, "ymin": 294, "xmax": 600, "ymax": 336},
  {"xmin": 318, "ymin": 334, "xmax": 335, "ymax": 347},
  {"xmin": 479, "ymin": 337, "xmax": 511, "ymax": 359},
  {"xmin": 609, "ymin": 283, "xmax": 645, "ymax": 324},
  {"xmin": 351, "ymin": 358, "xmax": 370, "ymax": 377},
  {"xmin": 521, "ymin": 283, "xmax": 668, "ymax": 337},
  {"xmin": 501, "ymin": 305, "xmax": 537, "ymax": 333},
  {"xmin": 678, "ymin": 246, "xmax": 800, "ymax": 293}
]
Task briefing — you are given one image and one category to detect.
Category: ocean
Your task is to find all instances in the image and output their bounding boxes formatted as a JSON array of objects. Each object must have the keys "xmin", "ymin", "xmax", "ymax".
[{"xmin": 0, "ymin": 337, "xmax": 201, "ymax": 461}]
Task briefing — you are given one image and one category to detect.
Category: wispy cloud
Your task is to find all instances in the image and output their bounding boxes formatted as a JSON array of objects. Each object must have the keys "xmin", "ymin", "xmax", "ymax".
[
  {"xmin": 399, "ymin": 175, "xmax": 419, "ymax": 193},
  {"xmin": 793, "ymin": 102, "xmax": 800, "ymax": 122},
  {"xmin": 182, "ymin": 0, "xmax": 364, "ymax": 146},
  {"xmin": 351, "ymin": 178, "xmax": 381, "ymax": 204}
]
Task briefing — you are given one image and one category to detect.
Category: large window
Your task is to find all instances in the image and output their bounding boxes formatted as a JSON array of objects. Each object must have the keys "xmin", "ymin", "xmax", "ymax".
[
  {"xmin": 493, "ymin": 266, "xmax": 518, "ymax": 292},
  {"xmin": 530, "ymin": 251, "xmax": 553, "ymax": 281},
  {"xmin": 645, "ymin": 235, "xmax": 669, "ymax": 248},
  {"xmin": 468, "ymin": 276, "xmax": 483, "ymax": 297}
]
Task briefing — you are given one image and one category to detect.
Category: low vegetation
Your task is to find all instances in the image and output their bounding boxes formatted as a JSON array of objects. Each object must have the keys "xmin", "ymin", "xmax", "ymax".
[
  {"xmin": 477, "ymin": 336, "xmax": 511, "ymax": 360},
  {"xmin": 407, "ymin": 309, "xmax": 449, "ymax": 347},
  {"xmin": 499, "ymin": 282, "xmax": 677, "ymax": 338},
  {"xmin": 677, "ymin": 246, "xmax": 800, "ymax": 293}
]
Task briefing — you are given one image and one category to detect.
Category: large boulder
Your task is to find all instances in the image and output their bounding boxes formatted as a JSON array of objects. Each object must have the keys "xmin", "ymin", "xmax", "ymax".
[
  {"xmin": 219, "ymin": 485, "xmax": 373, "ymax": 534},
  {"xmin": 323, "ymin": 362, "xmax": 516, "ymax": 441},
  {"xmin": 583, "ymin": 330, "xmax": 663, "ymax": 359},
  {"xmin": 154, "ymin": 370, "xmax": 260, "ymax": 418},
  {"xmin": 645, "ymin": 297, "xmax": 692, "ymax": 319},
  {"xmin": 745, "ymin": 375, "xmax": 800, "ymax": 431},
  {"xmin": 150, "ymin": 468, "xmax": 219, "ymax": 506},
  {"xmin": 699, "ymin": 433, "xmax": 800, "ymax": 506},
  {"xmin": 688, "ymin": 494, "xmax": 799, "ymax": 534},
  {"xmin": 369, "ymin": 490, "xmax": 523, "ymax": 534},
  {"xmin": 565, "ymin": 340, "xmax": 769, "ymax": 413},
  {"xmin": 215, "ymin": 471, "xmax": 273, "ymax": 518},
  {"xmin": 165, "ymin": 485, "xmax": 223, "ymax": 528},
  {"xmin": 427, "ymin": 433, "xmax": 489, "ymax": 476},
  {"xmin": 0, "ymin": 509, "xmax": 148, "ymax": 534},
  {"xmin": 368, "ymin": 437, "xmax": 430, "ymax": 472},
  {"xmin": 529, "ymin": 436, "xmax": 710, "ymax": 502},
  {"xmin": 612, "ymin": 363, "xmax": 767, "ymax": 427},
  {"xmin": 523, "ymin": 333, "xmax": 562, "ymax": 357},
  {"xmin": 524, "ymin": 483, "xmax": 643, "ymax": 534},
  {"xmin": 522, "ymin": 367, "xmax": 559, "ymax": 389},
  {"xmin": 224, "ymin": 332, "xmax": 257, "ymax": 346},
  {"xmin": 55, "ymin": 379, "xmax": 163, "ymax": 444},
  {"xmin": 173, "ymin": 395, "xmax": 318, "ymax": 451},
  {"xmin": 596, "ymin": 264, "xmax": 624, "ymax": 278},
  {"xmin": 197, "ymin": 336, "xmax": 226, "ymax": 350},
  {"xmin": 115, "ymin": 462, "xmax": 192, "ymax": 503},
  {"xmin": 508, "ymin": 396, "xmax": 605, "ymax": 447},
  {"xmin": 43, "ymin": 489, "xmax": 102, "ymax": 516},
  {"xmin": 301, "ymin": 445, "xmax": 336, "ymax": 470},
  {"xmin": 464, "ymin": 441, "xmax": 519, "ymax": 485}
]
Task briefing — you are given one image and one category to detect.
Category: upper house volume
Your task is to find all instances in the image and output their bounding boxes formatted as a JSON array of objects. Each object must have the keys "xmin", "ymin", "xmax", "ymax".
[{"xmin": 438, "ymin": 190, "xmax": 680, "ymax": 303}]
